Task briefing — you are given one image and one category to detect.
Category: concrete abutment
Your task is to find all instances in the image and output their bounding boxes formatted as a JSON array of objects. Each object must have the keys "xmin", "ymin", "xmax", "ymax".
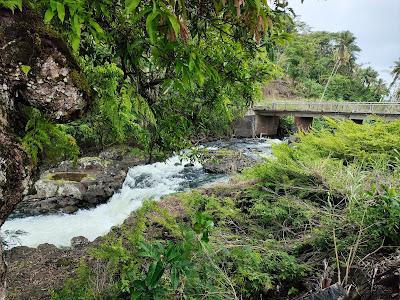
[
  {"xmin": 234, "ymin": 114, "xmax": 317, "ymax": 137},
  {"xmin": 255, "ymin": 115, "xmax": 280, "ymax": 136},
  {"xmin": 294, "ymin": 116, "xmax": 313, "ymax": 132}
]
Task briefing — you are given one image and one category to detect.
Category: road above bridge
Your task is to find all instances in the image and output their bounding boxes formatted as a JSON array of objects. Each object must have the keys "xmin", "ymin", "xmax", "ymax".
[{"xmin": 234, "ymin": 101, "xmax": 400, "ymax": 137}]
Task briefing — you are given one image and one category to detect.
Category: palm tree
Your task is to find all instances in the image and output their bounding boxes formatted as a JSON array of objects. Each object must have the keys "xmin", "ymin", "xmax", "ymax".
[
  {"xmin": 390, "ymin": 59, "xmax": 400, "ymax": 100},
  {"xmin": 320, "ymin": 32, "xmax": 356, "ymax": 100},
  {"xmin": 390, "ymin": 58, "xmax": 400, "ymax": 87},
  {"xmin": 337, "ymin": 31, "xmax": 360, "ymax": 74}
]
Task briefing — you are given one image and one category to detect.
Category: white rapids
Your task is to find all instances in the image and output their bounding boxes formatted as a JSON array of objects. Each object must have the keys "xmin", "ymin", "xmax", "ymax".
[{"xmin": 1, "ymin": 139, "xmax": 278, "ymax": 249}]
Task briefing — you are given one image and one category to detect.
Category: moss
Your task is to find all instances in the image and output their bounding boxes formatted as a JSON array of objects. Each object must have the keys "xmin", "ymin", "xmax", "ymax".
[{"xmin": 70, "ymin": 69, "xmax": 91, "ymax": 96}]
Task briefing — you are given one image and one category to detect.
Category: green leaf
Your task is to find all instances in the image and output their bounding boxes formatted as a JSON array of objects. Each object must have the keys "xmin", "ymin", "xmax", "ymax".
[
  {"xmin": 171, "ymin": 267, "xmax": 179, "ymax": 289},
  {"xmin": 72, "ymin": 14, "xmax": 81, "ymax": 36},
  {"xmin": 254, "ymin": 0, "xmax": 261, "ymax": 13},
  {"xmin": 149, "ymin": 261, "xmax": 164, "ymax": 287},
  {"xmin": 71, "ymin": 35, "xmax": 80, "ymax": 52},
  {"xmin": 125, "ymin": 0, "xmax": 141, "ymax": 15},
  {"xmin": 201, "ymin": 230, "xmax": 209, "ymax": 242},
  {"xmin": 3, "ymin": 0, "xmax": 23, "ymax": 12},
  {"xmin": 49, "ymin": 0, "xmax": 57, "ymax": 11},
  {"xmin": 16, "ymin": 0, "xmax": 22, "ymax": 11},
  {"xmin": 146, "ymin": 11, "xmax": 160, "ymax": 43},
  {"xmin": 89, "ymin": 19, "xmax": 104, "ymax": 35},
  {"xmin": 20, "ymin": 65, "xmax": 31, "ymax": 76},
  {"xmin": 167, "ymin": 13, "xmax": 180, "ymax": 36},
  {"xmin": 68, "ymin": 4, "xmax": 76, "ymax": 17},
  {"xmin": 56, "ymin": 2, "xmax": 65, "ymax": 22},
  {"xmin": 188, "ymin": 56, "xmax": 195, "ymax": 72},
  {"xmin": 131, "ymin": 6, "xmax": 151, "ymax": 24},
  {"xmin": 44, "ymin": 8, "xmax": 55, "ymax": 24}
]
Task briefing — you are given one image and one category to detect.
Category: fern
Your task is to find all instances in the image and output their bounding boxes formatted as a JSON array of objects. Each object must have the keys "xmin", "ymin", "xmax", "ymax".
[
  {"xmin": 22, "ymin": 108, "xmax": 79, "ymax": 165},
  {"xmin": 0, "ymin": 0, "xmax": 22, "ymax": 12},
  {"xmin": 73, "ymin": 63, "xmax": 155, "ymax": 147}
]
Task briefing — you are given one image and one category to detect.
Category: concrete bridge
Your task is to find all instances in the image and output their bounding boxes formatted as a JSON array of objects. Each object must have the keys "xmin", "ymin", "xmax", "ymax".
[{"xmin": 234, "ymin": 101, "xmax": 400, "ymax": 137}]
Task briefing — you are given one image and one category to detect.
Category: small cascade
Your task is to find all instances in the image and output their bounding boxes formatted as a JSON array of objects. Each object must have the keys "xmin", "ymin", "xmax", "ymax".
[{"xmin": 1, "ymin": 139, "xmax": 278, "ymax": 249}]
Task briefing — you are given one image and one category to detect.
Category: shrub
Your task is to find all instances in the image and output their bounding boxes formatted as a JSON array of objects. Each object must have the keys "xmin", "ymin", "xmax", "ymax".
[{"xmin": 22, "ymin": 108, "xmax": 79, "ymax": 165}]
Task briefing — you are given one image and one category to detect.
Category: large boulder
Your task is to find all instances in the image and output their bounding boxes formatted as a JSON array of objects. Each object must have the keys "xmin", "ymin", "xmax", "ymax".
[
  {"xmin": 0, "ymin": 131, "xmax": 32, "ymax": 299},
  {"xmin": 0, "ymin": 9, "xmax": 87, "ymax": 122}
]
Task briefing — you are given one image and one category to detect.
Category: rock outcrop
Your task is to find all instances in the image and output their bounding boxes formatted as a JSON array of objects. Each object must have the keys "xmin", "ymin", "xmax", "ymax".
[
  {"xmin": 0, "ymin": 7, "xmax": 88, "ymax": 299},
  {"xmin": 12, "ymin": 148, "xmax": 146, "ymax": 217}
]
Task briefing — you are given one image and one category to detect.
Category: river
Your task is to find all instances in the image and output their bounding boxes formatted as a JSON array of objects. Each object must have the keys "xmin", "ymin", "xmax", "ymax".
[{"xmin": 1, "ymin": 138, "xmax": 279, "ymax": 249}]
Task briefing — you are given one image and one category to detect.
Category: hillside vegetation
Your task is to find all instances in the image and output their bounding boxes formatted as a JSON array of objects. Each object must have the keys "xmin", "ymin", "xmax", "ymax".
[{"xmin": 267, "ymin": 28, "xmax": 388, "ymax": 102}]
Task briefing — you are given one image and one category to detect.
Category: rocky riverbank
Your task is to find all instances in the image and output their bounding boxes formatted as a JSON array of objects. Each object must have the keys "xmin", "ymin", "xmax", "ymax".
[
  {"xmin": 3, "ymin": 139, "xmax": 277, "ymax": 299},
  {"xmin": 11, "ymin": 147, "xmax": 147, "ymax": 217},
  {"xmin": 10, "ymin": 141, "xmax": 266, "ymax": 218},
  {"xmin": 4, "ymin": 181, "xmax": 244, "ymax": 299},
  {"xmin": 5, "ymin": 178, "xmax": 399, "ymax": 300}
]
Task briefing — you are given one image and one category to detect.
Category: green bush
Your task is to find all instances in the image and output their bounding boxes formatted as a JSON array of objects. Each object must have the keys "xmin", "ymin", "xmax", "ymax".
[
  {"xmin": 250, "ymin": 196, "xmax": 317, "ymax": 236},
  {"xmin": 51, "ymin": 262, "xmax": 98, "ymax": 300},
  {"xmin": 22, "ymin": 108, "xmax": 79, "ymax": 165},
  {"xmin": 245, "ymin": 118, "xmax": 400, "ymax": 259},
  {"xmin": 65, "ymin": 63, "xmax": 153, "ymax": 151},
  {"xmin": 348, "ymin": 184, "xmax": 400, "ymax": 246}
]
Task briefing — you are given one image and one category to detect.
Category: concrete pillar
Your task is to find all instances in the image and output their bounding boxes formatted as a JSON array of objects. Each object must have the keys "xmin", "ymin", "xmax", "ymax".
[
  {"xmin": 351, "ymin": 119, "xmax": 363, "ymax": 124},
  {"xmin": 255, "ymin": 115, "xmax": 280, "ymax": 136},
  {"xmin": 294, "ymin": 116, "xmax": 313, "ymax": 132},
  {"xmin": 233, "ymin": 115, "xmax": 256, "ymax": 138}
]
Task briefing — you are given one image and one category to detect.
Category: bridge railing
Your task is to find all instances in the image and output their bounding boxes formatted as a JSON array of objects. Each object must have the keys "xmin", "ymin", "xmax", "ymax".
[{"xmin": 253, "ymin": 102, "xmax": 400, "ymax": 115}]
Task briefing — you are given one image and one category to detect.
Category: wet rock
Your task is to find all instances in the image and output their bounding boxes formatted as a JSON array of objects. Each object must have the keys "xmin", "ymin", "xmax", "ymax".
[
  {"xmin": 57, "ymin": 182, "xmax": 86, "ymax": 199},
  {"xmin": 0, "ymin": 131, "xmax": 31, "ymax": 224},
  {"xmin": 202, "ymin": 148, "xmax": 256, "ymax": 174},
  {"xmin": 58, "ymin": 157, "xmax": 109, "ymax": 172},
  {"xmin": 62, "ymin": 205, "xmax": 78, "ymax": 214},
  {"xmin": 0, "ymin": 7, "xmax": 90, "ymax": 298},
  {"xmin": 0, "ymin": 9, "xmax": 87, "ymax": 123},
  {"xmin": 70, "ymin": 236, "xmax": 89, "ymax": 248},
  {"xmin": 39, "ymin": 199, "xmax": 58, "ymax": 211},
  {"xmin": 35, "ymin": 179, "xmax": 58, "ymax": 198},
  {"xmin": 12, "ymin": 151, "xmax": 146, "ymax": 216}
]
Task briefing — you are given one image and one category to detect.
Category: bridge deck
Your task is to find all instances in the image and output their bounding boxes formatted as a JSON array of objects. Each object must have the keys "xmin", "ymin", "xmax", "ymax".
[{"xmin": 253, "ymin": 102, "xmax": 400, "ymax": 119}]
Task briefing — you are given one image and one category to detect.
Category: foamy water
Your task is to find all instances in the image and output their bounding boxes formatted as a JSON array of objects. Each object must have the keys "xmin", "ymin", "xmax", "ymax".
[{"xmin": 1, "ymin": 139, "xmax": 277, "ymax": 249}]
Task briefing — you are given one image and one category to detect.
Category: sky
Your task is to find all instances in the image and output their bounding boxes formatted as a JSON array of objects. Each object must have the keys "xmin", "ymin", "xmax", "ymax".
[{"xmin": 287, "ymin": 0, "xmax": 400, "ymax": 85}]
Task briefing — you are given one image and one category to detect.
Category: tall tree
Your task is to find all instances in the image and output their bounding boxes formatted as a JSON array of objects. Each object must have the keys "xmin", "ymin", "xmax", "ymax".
[{"xmin": 390, "ymin": 58, "xmax": 400, "ymax": 100}]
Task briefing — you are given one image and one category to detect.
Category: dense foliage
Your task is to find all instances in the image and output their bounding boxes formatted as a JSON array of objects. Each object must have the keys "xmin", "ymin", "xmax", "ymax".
[
  {"xmin": 276, "ymin": 28, "xmax": 388, "ymax": 101},
  {"xmin": 2, "ymin": 0, "xmax": 294, "ymax": 161},
  {"xmin": 53, "ymin": 196, "xmax": 309, "ymax": 299},
  {"xmin": 249, "ymin": 118, "xmax": 400, "ymax": 249},
  {"xmin": 0, "ymin": 0, "xmax": 21, "ymax": 12},
  {"xmin": 21, "ymin": 108, "xmax": 79, "ymax": 165}
]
